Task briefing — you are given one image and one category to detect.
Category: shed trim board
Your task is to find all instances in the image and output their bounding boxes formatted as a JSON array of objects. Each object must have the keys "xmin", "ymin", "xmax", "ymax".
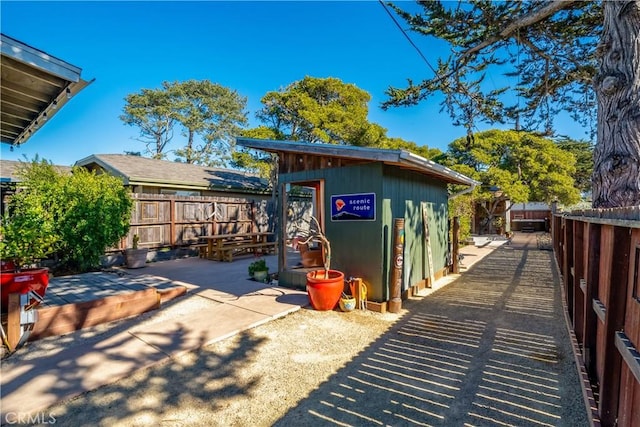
[
  {"xmin": 236, "ymin": 138, "xmax": 477, "ymax": 305},
  {"xmin": 236, "ymin": 138, "xmax": 479, "ymax": 187}
]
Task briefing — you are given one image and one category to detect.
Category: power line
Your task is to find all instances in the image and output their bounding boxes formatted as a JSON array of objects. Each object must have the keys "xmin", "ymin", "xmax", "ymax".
[{"xmin": 378, "ymin": 0, "xmax": 438, "ymax": 76}]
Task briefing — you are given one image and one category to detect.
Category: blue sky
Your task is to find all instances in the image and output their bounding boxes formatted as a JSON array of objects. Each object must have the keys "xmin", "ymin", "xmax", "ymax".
[{"xmin": 1, "ymin": 1, "xmax": 589, "ymax": 167}]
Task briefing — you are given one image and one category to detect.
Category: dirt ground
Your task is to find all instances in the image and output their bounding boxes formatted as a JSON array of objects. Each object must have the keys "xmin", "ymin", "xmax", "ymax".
[
  {"xmin": 38, "ymin": 306, "xmax": 403, "ymax": 427},
  {"xmin": 6, "ymin": 236, "xmax": 590, "ymax": 426}
]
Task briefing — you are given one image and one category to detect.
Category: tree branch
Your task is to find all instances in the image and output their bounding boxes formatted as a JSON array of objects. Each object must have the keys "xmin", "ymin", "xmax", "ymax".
[{"xmin": 462, "ymin": 0, "xmax": 577, "ymax": 60}]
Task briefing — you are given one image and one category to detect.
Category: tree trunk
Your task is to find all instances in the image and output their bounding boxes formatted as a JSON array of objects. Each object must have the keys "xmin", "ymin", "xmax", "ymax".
[
  {"xmin": 186, "ymin": 129, "xmax": 195, "ymax": 164},
  {"xmin": 592, "ymin": 1, "xmax": 640, "ymax": 208}
]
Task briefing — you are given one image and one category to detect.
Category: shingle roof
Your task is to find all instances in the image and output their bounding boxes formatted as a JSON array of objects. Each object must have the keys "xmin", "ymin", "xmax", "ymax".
[
  {"xmin": 74, "ymin": 154, "xmax": 268, "ymax": 193},
  {"xmin": 0, "ymin": 159, "xmax": 72, "ymax": 183}
]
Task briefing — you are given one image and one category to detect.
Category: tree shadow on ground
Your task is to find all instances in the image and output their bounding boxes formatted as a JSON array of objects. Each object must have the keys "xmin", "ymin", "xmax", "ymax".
[
  {"xmin": 3, "ymin": 328, "xmax": 265, "ymax": 426},
  {"xmin": 0, "ymin": 288, "xmax": 267, "ymax": 427}
]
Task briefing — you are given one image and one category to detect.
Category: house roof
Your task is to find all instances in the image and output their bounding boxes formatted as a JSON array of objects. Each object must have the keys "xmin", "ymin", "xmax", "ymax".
[
  {"xmin": 0, "ymin": 159, "xmax": 72, "ymax": 183},
  {"xmin": 236, "ymin": 138, "xmax": 479, "ymax": 187},
  {"xmin": 74, "ymin": 154, "xmax": 269, "ymax": 194},
  {"xmin": 0, "ymin": 33, "xmax": 93, "ymax": 146}
]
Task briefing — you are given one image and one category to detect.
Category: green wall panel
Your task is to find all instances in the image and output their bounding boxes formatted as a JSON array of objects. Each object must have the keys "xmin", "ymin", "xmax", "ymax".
[
  {"xmin": 324, "ymin": 163, "xmax": 384, "ymax": 301},
  {"xmin": 381, "ymin": 166, "xmax": 450, "ymax": 294},
  {"xmin": 280, "ymin": 161, "xmax": 451, "ymax": 303}
]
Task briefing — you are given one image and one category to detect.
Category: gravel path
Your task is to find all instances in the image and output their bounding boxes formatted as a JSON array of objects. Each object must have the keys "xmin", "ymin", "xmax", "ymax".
[{"xmin": 9, "ymin": 242, "xmax": 589, "ymax": 426}]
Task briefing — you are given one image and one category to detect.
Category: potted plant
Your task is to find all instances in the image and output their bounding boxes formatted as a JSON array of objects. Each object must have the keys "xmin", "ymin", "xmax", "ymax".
[
  {"xmin": 125, "ymin": 234, "xmax": 148, "ymax": 269},
  {"xmin": 248, "ymin": 258, "xmax": 269, "ymax": 282},
  {"xmin": 493, "ymin": 216, "xmax": 505, "ymax": 235},
  {"xmin": 0, "ymin": 205, "xmax": 55, "ymax": 312},
  {"xmin": 299, "ymin": 216, "xmax": 345, "ymax": 311},
  {"xmin": 338, "ymin": 292, "xmax": 356, "ymax": 312}
]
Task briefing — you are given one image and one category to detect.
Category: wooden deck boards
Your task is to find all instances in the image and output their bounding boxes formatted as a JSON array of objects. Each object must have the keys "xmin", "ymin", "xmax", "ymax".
[{"xmin": 26, "ymin": 271, "xmax": 187, "ymax": 341}]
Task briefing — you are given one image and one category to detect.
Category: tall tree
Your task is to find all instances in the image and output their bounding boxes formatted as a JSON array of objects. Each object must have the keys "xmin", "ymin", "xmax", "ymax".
[
  {"xmin": 384, "ymin": 1, "xmax": 639, "ymax": 208},
  {"xmin": 381, "ymin": 136, "xmax": 443, "ymax": 160},
  {"xmin": 169, "ymin": 80, "xmax": 248, "ymax": 166},
  {"xmin": 556, "ymin": 137, "xmax": 594, "ymax": 196},
  {"xmin": 256, "ymin": 76, "xmax": 387, "ymax": 146},
  {"xmin": 443, "ymin": 129, "xmax": 580, "ymax": 227},
  {"xmin": 232, "ymin": 126, "xmax": 279, "ymax": 179},
  {"xmin": 120, "ymin": 88, "xmax": 176, "ymax": 159},
  {"xmin": 592, "ymin": 1, "xmax": 640, "ymax": 207},
  {"xmin": 121, "ymin": 80, "xmax": 248, "ymax": 166}
]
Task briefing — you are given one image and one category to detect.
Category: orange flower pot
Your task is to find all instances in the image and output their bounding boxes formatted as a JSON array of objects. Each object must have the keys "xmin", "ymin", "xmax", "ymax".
[{"xmin": 306, "ymin": 270, "xmax": 344, "ymax": 311}]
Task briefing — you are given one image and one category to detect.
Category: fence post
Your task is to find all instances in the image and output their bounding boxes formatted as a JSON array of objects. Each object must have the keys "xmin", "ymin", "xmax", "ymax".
[
  {"xmin": 583, "ymin": 222, "xmax": 601, "ymax": 372},
  {"xmin": 564, "ymin": 218, "xmax": 574, "ymax": 322},
  {"xmin": 170, "ymin": 198, "xmax": 176, "ymax": 247},
  {"xmin": 573, "ymin": 220, "xmax": 586, "ymax": 344},
  {"xmin": 6, "ymin": 293, "xmax": 20, "ymax": 351},
  {"xmin": 452, "ymin": 217, "xmax": 460, "ymax": 274},
  {"xmin": 599, "ymin": 226, "xmax": 631, "ymax": 426}
]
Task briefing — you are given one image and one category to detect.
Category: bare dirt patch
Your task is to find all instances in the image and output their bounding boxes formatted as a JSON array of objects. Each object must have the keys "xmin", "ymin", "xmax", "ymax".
[{"xmin": 41, "ymin": 306, "xmax": 403, "ymax": 426}]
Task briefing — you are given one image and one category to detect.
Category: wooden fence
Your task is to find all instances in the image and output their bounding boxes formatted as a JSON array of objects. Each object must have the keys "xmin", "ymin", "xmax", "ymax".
[
  {"xmin": 114, "ymin": 194, "xmax": 274, "ymax": 251},
  {"xmin": 551, "ymin": 206, "xmax": 640, "ymax": 427}
]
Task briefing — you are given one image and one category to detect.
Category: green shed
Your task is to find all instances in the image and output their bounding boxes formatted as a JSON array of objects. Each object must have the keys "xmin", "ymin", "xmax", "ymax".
[{"xmin": 236, "ymin": 138, "xmax": 478, "ymax": 312}]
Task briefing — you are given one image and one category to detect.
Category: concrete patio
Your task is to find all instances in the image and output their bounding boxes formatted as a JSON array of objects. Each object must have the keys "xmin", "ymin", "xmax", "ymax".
[{"xmin": 0, "ymin": 253, "xmax": 308, "ymax": 419}]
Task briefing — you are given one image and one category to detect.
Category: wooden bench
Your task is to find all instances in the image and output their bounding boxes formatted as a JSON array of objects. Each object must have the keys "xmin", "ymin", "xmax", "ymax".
[
  {"xmin": 212, "ymin": 241, "xmax": 278, "ymax": 262},
  {"xmin": 194, "ymin": 243, "xmax": 209, "ymax": 259}
]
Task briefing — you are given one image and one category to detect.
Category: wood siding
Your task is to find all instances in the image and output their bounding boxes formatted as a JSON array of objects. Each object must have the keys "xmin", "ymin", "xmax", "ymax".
[
  {"xmin": 381, "ymin": 165, "xmax": 449, "ymax": 300},
  {"xmin": 325, "ymin": 163, "xmax": 385, "ymax": 301}
]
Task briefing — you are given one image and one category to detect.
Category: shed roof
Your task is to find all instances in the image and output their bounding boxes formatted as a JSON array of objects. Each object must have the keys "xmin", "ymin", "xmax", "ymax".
[
  {"xmin": 1, "ymin": 33, "xmax": 93, "ymax": 146},
  {"xmin": 75, "ymin": 154, "xmax": 269, "ymax": 194},
  {"xmin": 236, "ymin": 138, "xmax": 479, "ymax": 187}
]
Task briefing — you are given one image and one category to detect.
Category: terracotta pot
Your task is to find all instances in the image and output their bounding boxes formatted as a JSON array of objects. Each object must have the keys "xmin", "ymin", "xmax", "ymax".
[{"xmin": 306, "ymin": 270, "xmax": 344, "ymax": 311}]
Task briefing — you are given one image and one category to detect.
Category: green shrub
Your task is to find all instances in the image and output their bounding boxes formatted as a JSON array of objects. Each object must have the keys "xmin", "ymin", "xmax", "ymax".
[
  {"xmin": 0, "ymin": 158, "xmax": 60, "ymax": 269},
  {"xmin": 56, "ymin": 167, "xmax": 133, "ymax": 272},
  {"xmin": 449, "ymin": 194, "xmax": 473, "ymax": 243},
  {"xmin": 0, "ymin": 158, "xmax": 133, "ymax": 273}
]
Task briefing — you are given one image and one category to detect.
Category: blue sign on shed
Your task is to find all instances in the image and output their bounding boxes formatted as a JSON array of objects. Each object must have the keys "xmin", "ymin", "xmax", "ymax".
[{"xmin": 331, "ymin": 192, "xmax": 376, "ymax": 221}]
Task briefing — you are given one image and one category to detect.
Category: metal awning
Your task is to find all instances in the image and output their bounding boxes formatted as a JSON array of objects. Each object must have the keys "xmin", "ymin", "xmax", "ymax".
[{"xmin": 0, "ymin": 33, "xmax": 93, "ymax": 146}]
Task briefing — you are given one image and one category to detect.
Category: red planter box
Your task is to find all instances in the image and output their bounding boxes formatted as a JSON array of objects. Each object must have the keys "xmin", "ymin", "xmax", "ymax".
[{"xmin": 1, "ymin": 268, "xmax": 49, "ymax": 312}]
